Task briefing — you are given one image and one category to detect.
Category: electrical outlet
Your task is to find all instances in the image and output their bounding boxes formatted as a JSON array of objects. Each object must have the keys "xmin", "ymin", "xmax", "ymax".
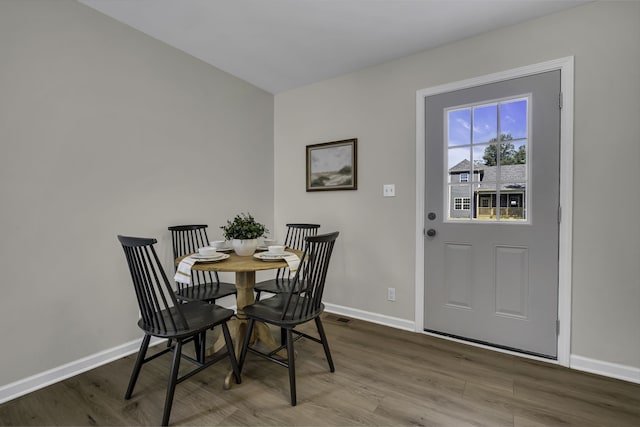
[
  {"xmin": 383, "ymin": 184, "xmax": 395, "ymax": 197},
  {"xmin": 387, "ymin": 287, "xmax": 396, "ymax": 301}
]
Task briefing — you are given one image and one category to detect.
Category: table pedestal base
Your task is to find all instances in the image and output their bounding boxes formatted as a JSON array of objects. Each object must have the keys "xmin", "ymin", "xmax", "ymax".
[{"xmin": 204, "ymin": 270, "xmax": 288, "ymax": 388}]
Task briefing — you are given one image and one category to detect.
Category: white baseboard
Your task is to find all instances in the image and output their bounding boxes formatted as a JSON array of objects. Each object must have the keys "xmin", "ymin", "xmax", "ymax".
[
  {"xmin": 3, "ymin": 309, "xmax": 638, "ymax": 405},
  {"xmin": 0, "ymin": 301, "xmax": 234, "ymax": 405},
  {"xmin": 324, "ymin": 302, "xmax": 415, "ymax": 331},
  {"xmin": 0, "ymin": 337, "xmax": 163, "ymax": 405},
  {"xmin": 325, "ymin": 302, "xmax": 640, "ymax": 385},
  {"xmin": 570, "ymin": 354, "xmax": 640, "ymax": 384}
]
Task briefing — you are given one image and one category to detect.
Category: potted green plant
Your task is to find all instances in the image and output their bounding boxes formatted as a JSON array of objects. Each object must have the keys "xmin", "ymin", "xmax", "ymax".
[{"xmin": 220, "ymin": 212, "xmax": 268, "ymax": 256}]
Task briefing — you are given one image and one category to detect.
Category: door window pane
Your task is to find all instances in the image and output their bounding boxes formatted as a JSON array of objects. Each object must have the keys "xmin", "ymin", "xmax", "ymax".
[
  {"xmin": 447, "ymin": 109, "xmax": 471, "ymax": 146},
  {"xmin": 473, "ymin": 104, "xmax": 497, "ymax": 144},
  {"xmin": 448, "ymin": 146, "xmax": 471, "ymax": 182},
  {"xmin": 445, "ymin": 96, "xmax": 529, "ymax": 222},
  {"xmin": 472, "ymin": 144, "xmax": 490, "ymax": 182},
  {"xmin": 500, "ymin": 99, "xmax": 528, "ymax": 140},
  {"xmin": 501, "ymin": 184, "xmax": 526, "ymax": 220},
  {"xmin": 511, "ymin": 141, "xmax": 527, "ymax": 166}
]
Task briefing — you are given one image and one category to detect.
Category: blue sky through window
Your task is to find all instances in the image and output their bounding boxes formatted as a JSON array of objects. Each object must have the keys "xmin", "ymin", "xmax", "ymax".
[
  {"xmin": 447, "ymin": 97, "xmax": 528, "ymax": 169},
  {"xmin": 473, "ymin": 104, "xmax": 497, "ymax": 144},
  {"xmin": 500, "ymin": 99, "xmax": 527, "ymax": 139}
]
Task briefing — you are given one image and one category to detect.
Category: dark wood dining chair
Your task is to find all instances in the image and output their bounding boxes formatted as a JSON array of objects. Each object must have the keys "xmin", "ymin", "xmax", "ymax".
[
  {"xmin": 168, "ymin": 225, "xmax": 236, "ymax": 303},
  {"xmin": 254, "ymin": 223, "xmax": 320, "ymax": 301},
  {"xmin": 238, "ymin": 231, "xmax": 339, "ymax": 406},
  {"xmin": 117, "ymin": 235, "xmax": 240, "ymax": 426}
]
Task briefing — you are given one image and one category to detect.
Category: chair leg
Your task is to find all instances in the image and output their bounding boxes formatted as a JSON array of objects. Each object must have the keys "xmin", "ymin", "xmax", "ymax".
[
  {"xmin": 255, "ymin": 290, "xmax": 262, "ymax": 302},
  {"xmin": 286, "ymin": 328, "xmax": 296, "ymax": 406},
  {"xmin": 197, "ymin": 331, "xmax": 206, "ymax": 364},
  {"xmin": 221, "ymin": 322, "xmax": 241, "ymax": 384},
  {"xmin": 238, "ymin": 319, "xmax": 256, "ymax": 374},
  {"xmin": 162, "ymin": 340, "xmax": 183, "ymax": 427},
  {"xmin": 315, "ymin": 317, "xmax": 335, "ymax": 372},
  {"xmin": 125, "ymin": 334, "xmax": 151, "ymax": 399},
  {"xmin": 193, "ymin": 332, "xmax": 202, "ymax": 362},
  {"xmin": 280, "ymin": 327, "xmax": 286, "ymax": 346}
]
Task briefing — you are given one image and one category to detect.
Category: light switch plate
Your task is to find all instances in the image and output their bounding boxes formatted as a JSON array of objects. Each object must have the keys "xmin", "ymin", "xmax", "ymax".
[{"xmin": 383, "ymin": 184, "xmax": 395, "ymax": 197}]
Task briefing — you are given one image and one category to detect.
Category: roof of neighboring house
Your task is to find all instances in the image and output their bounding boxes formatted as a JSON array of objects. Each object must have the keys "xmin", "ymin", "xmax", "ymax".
[
  {"xmin": 450, "ymin": 159, "xmax": 473, "ymax": 172},
  {"xmin": 481, "ymin": 164, "xmax": 527, "ymax": 182},
  {"xmin": 449, "ymin": 159, "xmax": 527, "ymax": 191}
]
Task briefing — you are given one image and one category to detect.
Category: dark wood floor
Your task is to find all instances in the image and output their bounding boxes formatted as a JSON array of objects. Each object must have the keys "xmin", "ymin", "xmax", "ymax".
[{"xmin": 1, "ymin": 314, "xmax": 639, "ymax": 426}]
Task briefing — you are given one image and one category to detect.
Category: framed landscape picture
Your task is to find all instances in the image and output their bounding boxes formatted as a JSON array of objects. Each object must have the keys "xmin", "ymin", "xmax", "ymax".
[{"xmin": 306, "ymin": 138, "xmax": 357, "ymax": 191}]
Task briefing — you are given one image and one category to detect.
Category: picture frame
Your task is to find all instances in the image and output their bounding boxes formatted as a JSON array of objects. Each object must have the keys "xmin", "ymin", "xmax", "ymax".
[{"xmin": 306, "ymin": 138, "xmax": 357, "ymax": 192}]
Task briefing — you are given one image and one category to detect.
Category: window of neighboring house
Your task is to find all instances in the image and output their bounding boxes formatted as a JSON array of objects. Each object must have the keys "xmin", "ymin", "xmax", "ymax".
[
  {"xmin": 446, "ymin": 96, "xmax": 529, "ymax": 221},
  {"xmin": 454, "ymin": 197, "xmax": 471, "ymax": 210}
]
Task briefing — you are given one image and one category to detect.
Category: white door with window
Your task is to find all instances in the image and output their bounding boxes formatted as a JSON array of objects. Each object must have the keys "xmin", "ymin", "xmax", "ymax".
[{"xmin": 423, "ymin": 71, "xmax": 560, "ymax": 358}]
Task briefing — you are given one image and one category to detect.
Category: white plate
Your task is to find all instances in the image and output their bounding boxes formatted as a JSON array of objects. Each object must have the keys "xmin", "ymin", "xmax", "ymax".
[
  {"xmin": 191, "ymin": 253, "xmax": 230, "ymax": 262},
  {"xmin": 253, "ymin": 251, "xmax": 294, "ymax": 261},
  {"xmin": 257, "ymin": 245, "xmax": 283, "ymax": 251},
  {"xmin": 213, "ymin": 247, "xmax": 232, "ymax": 252}
]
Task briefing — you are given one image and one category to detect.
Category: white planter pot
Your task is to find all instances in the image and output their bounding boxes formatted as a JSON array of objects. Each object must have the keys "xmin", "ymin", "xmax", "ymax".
[{"xmin": 232, "ymin": 238, "xmax": 258, "ymax": 256}]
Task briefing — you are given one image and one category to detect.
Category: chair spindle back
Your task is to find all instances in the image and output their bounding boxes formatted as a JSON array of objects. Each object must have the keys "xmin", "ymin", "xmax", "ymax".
[
  {"xmin": 168, "ymin": 225, "xmax": 209, "ymax": 260},
  {"xmin": 168, "ymin": 225, "xmax": 220, "ymax": 287},
  {"xmin": 284, "ymin": 223, "xmax": 320, "ymax": 250},
  {"xmin": 275, "ymin": 223, "xmax": 320, "ymax": 281},
  {"xmin": 282, "ymin": 231, "xmax": 339, "ymax": 321},
  {"xmin": 118, "ymin": 235, "xmax": 187, "ymax": 333}
]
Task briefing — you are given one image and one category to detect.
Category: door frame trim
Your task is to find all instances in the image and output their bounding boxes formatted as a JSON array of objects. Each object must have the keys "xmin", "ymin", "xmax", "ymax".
[{"xmin": 415, "ymin": 57, "xmax": 574, "ymax": 366}]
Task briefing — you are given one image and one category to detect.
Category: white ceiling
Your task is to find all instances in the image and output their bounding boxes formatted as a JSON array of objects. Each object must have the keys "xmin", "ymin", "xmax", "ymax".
[{"xmin": 79, "ymin": 0, "xmax": 588, "ymax": 94}]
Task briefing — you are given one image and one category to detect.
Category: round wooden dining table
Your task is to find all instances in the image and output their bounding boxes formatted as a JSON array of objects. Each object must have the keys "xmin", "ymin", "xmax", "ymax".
[{"xmin": 177, "ymin": 248, "xmax": 302, "ymax": 388}]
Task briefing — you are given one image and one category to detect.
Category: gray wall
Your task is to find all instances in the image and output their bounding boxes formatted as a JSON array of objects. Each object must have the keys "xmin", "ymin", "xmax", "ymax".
[
  {"xmin": 274, "ymin": 1, "xmax": 640, "ymax": 369},
  {"xmin": 0, "ymin": 0, "xmax": 273, "ymax": 387}
]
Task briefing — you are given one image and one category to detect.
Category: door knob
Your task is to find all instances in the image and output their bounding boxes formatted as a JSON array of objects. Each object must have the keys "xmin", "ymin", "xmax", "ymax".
[{"xmin": 426, "ymin": 229, "xmax": 436, "ymax": 237}]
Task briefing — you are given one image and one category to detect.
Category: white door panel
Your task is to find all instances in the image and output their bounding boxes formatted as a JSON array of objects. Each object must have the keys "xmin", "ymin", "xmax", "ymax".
[{"xmin": 424, "ymin": 71, "xmax": 560, "ymax": 358}]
